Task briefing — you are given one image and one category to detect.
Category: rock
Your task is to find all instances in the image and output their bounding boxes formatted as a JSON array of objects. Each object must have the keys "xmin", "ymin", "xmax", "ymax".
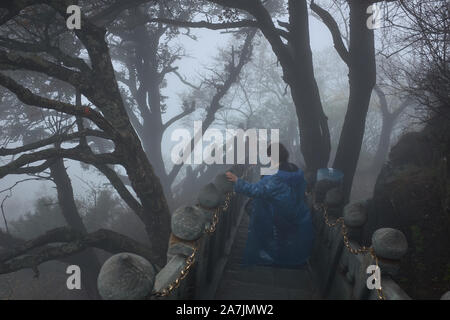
[
  {"xmin": 97, "ymin": 253, "xmax": 155, "ymax": 300},
  {"xmin": 372, "ymin": 228, "xmax": 408, "ymax": 260},
  {"xmin": 214, "ymin": 173, "xmax": 234, "ymax": 193},
  {"xmin": 171, "ymin": 206, "xmax": 206, "ymax": 241},
  {"xmin": 375, "ymin": 164, "xmax": 422, "ymax": 191},
  {"xmin": 325, "ymin": 187, "xmax": 344, "ymax": 207},
  {"xmin": 343, "ymin": 201, "xmax": 368, "ymax": 227},
  {"xmin": 197, "ymin": 183, "xmax": 222, "ymax": 208},
  {"xmin": 389, "ymin": 131, "xmax": 433, "ymax": 167},
  {"xmin": 440, "ymin": 291, "xmax": 450, "ymax": 300}
]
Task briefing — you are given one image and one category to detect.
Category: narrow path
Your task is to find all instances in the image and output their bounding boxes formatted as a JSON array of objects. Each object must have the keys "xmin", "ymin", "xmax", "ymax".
[{"xmin": 214, "ymin": 212, "xmax": 320, "ymax": 300}]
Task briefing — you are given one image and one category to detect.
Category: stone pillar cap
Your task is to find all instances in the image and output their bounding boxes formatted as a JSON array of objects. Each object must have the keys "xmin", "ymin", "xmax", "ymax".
[
  {"xmin": 171, "ymin": 205, "xmax": 206, "ymax": 241},
  {"xmin": 343, "ymin": 201, "xmax": 368, "ymax": 227},
  {"xmin": 372, "ymin": 228, "xmax": 408, "ymax": 260},
  {"xmin": 97, "ymin": 252, "xmax": 155, "ymax": 300}
]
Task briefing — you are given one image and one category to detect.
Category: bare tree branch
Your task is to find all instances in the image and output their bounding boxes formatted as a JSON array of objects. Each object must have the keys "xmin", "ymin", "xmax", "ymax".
[
  {"xmin": 163, "ymin": 102, "xmax": 195, "ymax": 130},
  {"xmin": 95, "ymin": 163, "xmax": 145, "ymax": 219},
  {"xmin": 0, "ymin": 146, "xmax": 120, "ymax": 179},
  {"xmin": 0, "ymin": 72, "xmax": 115, "ymax": 134},
  {"xmin": 0, "ymin": 49, "xmax": 87, "ymax": 87},
  {"xmin": 0, "ymin": 130, "xmax": 112, "ymax": 156},
  {"xmin": 167, "ymin": 30, "xmax": 256, "ymax": 183},
  {"xmin": 139, "ymin": 17, "xmax": 258, "ymax": 30},
  {"xmin": 173, "ymin": 70, "xmax": 202, "ymax": 90},
  {"xmin": 0, "ymin": 227, "xmax": 157, "ymax": 274},
  {"xmin": 310, "ymin": 0, "xmax": 350, "ymax": 65},
  {"xmin": 0, "ymin": 37, "xmax": 91, "ymax": 73}
]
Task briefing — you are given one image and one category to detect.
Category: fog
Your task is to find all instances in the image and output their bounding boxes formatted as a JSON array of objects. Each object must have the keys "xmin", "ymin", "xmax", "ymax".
[
  {"xmin": 0, "ymin": 19, "xmax": 332, "ymax": 223},
  {"xmin": 0, "ymin": 0, "xmax": 447, "ymax": 301}
]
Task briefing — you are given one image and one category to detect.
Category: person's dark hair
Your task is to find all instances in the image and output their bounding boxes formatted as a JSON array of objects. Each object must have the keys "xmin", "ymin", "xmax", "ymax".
[{"xmin": 267, "ymin": 143, "xmax": 289, "ymax": 163}]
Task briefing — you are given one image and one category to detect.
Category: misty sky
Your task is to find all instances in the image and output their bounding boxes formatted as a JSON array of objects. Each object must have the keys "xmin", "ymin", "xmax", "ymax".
[{"xmin": 0, "ymin": 17, "xmax": 333, "ymax": 226}]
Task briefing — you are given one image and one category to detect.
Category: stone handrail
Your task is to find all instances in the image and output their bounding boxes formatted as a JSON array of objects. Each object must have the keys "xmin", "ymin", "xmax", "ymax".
[
  {"xmin": 95, "ymin": 166, "xmax": 449, "ymax": 300},
  {"xmin": 96, "ymin": 164, "xmax": 255, "ymax": 300},
  {"xmin": 309, "ymin": 182, "xmax": 411, "ymax": 300}
]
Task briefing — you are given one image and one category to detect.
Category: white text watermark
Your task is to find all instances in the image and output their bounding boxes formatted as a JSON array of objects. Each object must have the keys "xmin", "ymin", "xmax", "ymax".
[{"xmin": 170, "ymin": 121, "xmax": 279, "ymax": 175}]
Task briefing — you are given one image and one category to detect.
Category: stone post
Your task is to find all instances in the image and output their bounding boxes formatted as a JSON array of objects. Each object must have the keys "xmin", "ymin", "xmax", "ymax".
[
  {"xmin": 197, "ymin": 183, "xmax": 223, "ymax": 229},
  {"xmin": 368, "ymin": 228, "xmax": 409, "ymax": 300},
  {"xmin": 324, "ymin": 187, "xmax": 344, "ymax": 217},
  {"xmin": 372, "ymin": 228, "xmax": 408, "ymax": 277},
  {"xmin": 343, "ymin": 201, "xmax": 368, "ymax": 242}
]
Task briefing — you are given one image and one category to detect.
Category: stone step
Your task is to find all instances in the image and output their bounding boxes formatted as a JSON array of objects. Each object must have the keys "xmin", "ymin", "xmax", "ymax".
[
  {"xmin": 272, "ymin": 268, "xmax": 314, "ymax": 291},
  {"xmin": 214, "ymin": 210, "xmax": 319, "ymax": 300},
  {"xmin": 215, "ymin": 278, "xmax": 315, "ymax": 300},
  {"xmin": 215, "ymin": 279, "xmax": 291, "ymax": 300},
  {"xmin": 221, "ymin": 268, "xmax": 275, "ymax": 287}
]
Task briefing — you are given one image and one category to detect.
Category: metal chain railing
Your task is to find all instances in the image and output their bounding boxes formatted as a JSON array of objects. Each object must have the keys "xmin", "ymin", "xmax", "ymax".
[
  {"xmin": 152, "ymin": 245, "xmax": 199, "ymax": 297},
  {"xmin": 153, "ymin": 168, "xmax": 249, "ymax": 298},
  {"xmin": 313, "ymin": 202, "xmax": 386, "ymax": 300},
  {"xmin": 205, "ymin": 192, "xmax": 234, "ymax": 234}
]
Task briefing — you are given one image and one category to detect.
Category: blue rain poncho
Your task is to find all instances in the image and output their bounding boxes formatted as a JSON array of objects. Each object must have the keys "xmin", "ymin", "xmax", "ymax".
[{"xmin": 234, "ymin": 168, "xmax": 314, "ymax": 267}]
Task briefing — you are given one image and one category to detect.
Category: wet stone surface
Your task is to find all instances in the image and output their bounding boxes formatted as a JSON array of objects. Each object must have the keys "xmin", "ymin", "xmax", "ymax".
[
  {"xmin": 97, "ymin": 253, "xmax": 155, "ymax": 300},
  {"xmin": 171, "ymin": 206, "xmax": 206, "ymax": 241}
]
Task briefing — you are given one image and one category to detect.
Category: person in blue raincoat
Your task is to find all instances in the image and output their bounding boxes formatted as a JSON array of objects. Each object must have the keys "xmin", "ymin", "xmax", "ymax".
[{"xmin": 226, "ymin": 143, "xmax": 314, "ymax": 268}]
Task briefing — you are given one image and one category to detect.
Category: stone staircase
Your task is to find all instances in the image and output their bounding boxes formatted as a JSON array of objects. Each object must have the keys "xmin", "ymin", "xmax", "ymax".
[{"xmin": 215, "ymin": 213, "xmax": 320, "ymax": 300}]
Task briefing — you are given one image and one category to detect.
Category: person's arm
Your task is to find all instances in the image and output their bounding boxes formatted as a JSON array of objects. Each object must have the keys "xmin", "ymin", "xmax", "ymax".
[{"xmin": 226, "ymin": 171, "xmax": 274, "ymax": 199}]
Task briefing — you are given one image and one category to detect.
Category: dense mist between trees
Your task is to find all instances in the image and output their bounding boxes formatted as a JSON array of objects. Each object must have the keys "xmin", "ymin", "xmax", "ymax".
[{"xmin": 0, "ymin": 0, "xmax": 448, "ymax": 300}]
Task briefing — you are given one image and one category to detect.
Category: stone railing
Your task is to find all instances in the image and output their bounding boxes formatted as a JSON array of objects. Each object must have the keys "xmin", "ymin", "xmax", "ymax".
[
  {"xmin": 96, "ymin": 164, "xmax": 254, "ymax": 300},
  {"xmin": 309, "ymin": 182, "xmax": 411, "ymax": 300}
]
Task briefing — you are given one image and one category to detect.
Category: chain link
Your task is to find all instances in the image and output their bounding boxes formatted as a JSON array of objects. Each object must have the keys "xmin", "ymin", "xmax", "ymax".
[
  {"xmin": 153, "ymin": 245, "xmax": 198, "ymax": 297},
  {"xmin": 153, "ymin": 168, "xmax": 247, "ymax": 298},
  {"xmin": 206, "ymin": 192, "xmax": 234, "ymax": 234},
  {"xmin": 315, "ymin": 203, "xmax": 385, "ymax": 300},
  {"xmin": 155, "ymin": 168, "xmax": 385, "ymax": 300}
]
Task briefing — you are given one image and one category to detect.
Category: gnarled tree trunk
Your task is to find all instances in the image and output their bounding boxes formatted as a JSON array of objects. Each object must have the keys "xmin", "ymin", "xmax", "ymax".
[
  {"xmin": 49, "ymin": 157, "xmax": 101, "ymax": 299},
  {"xmin": 333, "ymin": 0, "xmax": 376, "ymax": 201}
]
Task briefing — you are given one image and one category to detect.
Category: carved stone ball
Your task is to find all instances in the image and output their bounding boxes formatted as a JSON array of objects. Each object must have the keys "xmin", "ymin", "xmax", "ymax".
[
  {"xmin": 343, "ymin": 201, "xmax": 368, "ymax": 227},
  {"xmin": 97, "ymin": 253, "xmax": 155, "ymax": 300},
  {"xmin": 171, "ymin": 205, "xmax": 206, "ymax": 241},
  {"xmin": 214, "ymin": 173, "xmax": 234, "ymax": 194},
  {"xmin": 372, "ymin": 228, "xmax": 408, "ymax": 260},
  {"xmin": 198, "ymin": 183, "xmax": 223, "ymax": 208}
]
